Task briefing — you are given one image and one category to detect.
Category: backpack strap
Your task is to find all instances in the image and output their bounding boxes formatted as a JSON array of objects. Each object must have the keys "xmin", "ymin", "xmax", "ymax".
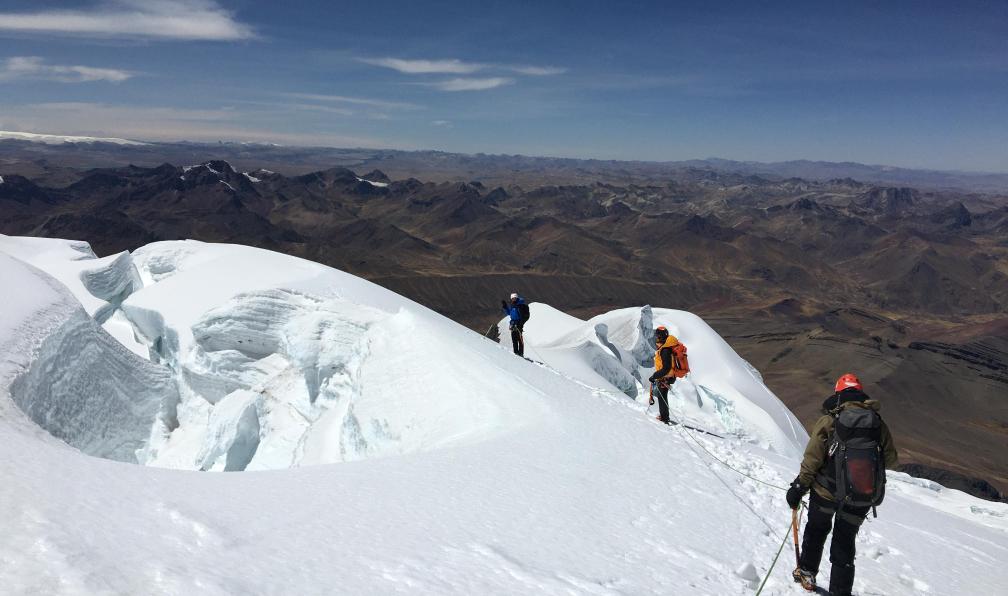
[{"xmin": 813, "ymin": 411, "xmax": 840, "ymax": 491}]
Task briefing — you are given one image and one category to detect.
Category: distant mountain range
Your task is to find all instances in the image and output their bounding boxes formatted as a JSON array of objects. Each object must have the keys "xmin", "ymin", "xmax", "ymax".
[
  {"xmin": 1, "ymin": 130, "xmax": 1006, "ymax": 193},
  {"xmin": 678, "ymin": 157, "xmax": 1008, "ymax": 194}
]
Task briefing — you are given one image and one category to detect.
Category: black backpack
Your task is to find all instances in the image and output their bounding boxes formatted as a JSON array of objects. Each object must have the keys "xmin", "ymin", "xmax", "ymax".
[
  {"xmin": 817, "ymin": 405, "xmax": 886, "ymax": 509},
  {"xmin": 518, "ymin": 302, "xmax": 531, "ymax": 323}
]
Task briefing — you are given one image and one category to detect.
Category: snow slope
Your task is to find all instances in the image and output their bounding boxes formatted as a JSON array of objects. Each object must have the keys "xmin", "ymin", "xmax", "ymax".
[{"xmin": 0, "ymin": 235, "xmax": 1005, "ymax": 595}]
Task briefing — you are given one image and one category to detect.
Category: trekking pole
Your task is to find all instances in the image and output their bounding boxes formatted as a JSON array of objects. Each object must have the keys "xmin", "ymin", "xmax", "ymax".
[
  {"xmin": 645, "ymin": 382, "xmax": 653, "ymax": 415},
  {"xmin": 484, "ymin": 323, "xmax": 495, "ymax": 338}
]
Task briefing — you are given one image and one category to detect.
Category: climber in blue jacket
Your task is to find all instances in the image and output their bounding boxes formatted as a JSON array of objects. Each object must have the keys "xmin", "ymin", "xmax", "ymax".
[{"xmin": 501, "ymin": 292, "xmax": 530, "ymax": 356}]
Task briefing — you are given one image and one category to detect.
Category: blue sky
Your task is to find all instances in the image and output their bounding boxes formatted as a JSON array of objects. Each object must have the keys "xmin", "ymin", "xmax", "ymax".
[{"xmin": 0, "ymin": 0, "xmax": 1005, "ymax": 170}]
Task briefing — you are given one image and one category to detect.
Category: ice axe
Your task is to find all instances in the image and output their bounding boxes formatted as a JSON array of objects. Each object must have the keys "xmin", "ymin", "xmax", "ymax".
[{"xmin": 791, "ymin": 506, "xmax": 801, "ymax": 567}]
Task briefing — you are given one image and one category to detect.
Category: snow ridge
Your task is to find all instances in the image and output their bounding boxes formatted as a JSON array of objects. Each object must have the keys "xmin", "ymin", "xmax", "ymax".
[{"xmin": 511, "ymin": 304, "xmax": 807, "ymax": 456}]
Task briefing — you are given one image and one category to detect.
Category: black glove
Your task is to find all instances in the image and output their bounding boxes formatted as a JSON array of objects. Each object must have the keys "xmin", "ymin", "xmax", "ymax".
[
  {"xmin": 786, "ymin": 480, "xmax": 807, "ymax": 510},
  {"xmin": 648, "ymin": 374, "xmax": 657, "ymax": 383},
  {"xmin": 501, "ymin": 300, "xmax": 508, "ymax": 309}
]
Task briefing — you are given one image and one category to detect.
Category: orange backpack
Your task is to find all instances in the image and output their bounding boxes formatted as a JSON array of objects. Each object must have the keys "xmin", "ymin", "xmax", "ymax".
[{"xmin": 671, "ymin": 343, "xmax": 690, "ymax": 378}]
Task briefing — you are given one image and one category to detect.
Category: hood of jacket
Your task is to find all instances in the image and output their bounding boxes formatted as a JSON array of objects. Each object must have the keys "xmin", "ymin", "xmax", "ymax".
[{"xmin": 821, "ymin": 388, "xmax": 881, "ymax": 414}]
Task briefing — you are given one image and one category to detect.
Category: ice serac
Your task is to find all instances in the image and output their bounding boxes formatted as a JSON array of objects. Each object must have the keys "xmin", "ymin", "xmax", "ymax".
[
  {"xmin": 0, "ymin": 235, "xmax": 145, "ymax": 324},
  {"xmin": 78, "ymin": 251, "xmax": 142, "ymax": 324},
  {"xmin": 1, "ymin": 254, "xmax": 173, "ymax": 463},
  {"xmin": 511, "ymin": 303, "xmax": 807, "ymax": 456},
  {"xmin": 119, "ymin": 240, "xmax": 548, "ymax": 470},
  {"xmin": 150, "ymin": 289, "xmax": 384, "ymax": 470}
]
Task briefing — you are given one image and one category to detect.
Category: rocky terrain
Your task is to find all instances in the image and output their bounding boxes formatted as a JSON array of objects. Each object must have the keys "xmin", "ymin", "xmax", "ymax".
[{"xmin": 2, "ymin": 144, "xmax": 1006, "ymax": 498}]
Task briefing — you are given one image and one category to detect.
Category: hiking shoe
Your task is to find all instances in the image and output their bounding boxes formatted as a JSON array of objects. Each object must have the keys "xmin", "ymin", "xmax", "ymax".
[
  {"xmin": 792, "ymin": 568, "xmax": 816, "ymax": 591},
  {"xmin": 655, "ymin": 415, "xmax": 670, "ymax": 425}
]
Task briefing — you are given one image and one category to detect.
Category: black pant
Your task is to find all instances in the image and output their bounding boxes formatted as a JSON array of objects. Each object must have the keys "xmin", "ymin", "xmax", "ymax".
[
  {"xmin": 655, "ymin": 382, "xmax": 671, "ymax": 423},
  {"xmin": 510, "ymin": 322, "xmax": 524, "ymax": 356},
  {"xmin": 799, "ymin": 490, "xmax": 868, "ymax": 596}
]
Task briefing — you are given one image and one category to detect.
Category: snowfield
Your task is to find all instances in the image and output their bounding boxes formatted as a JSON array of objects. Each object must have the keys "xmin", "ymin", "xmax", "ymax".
[
  {"xmin": 0, "ymin": 130, "xmax": 146, "ymax": 145},
  {"xmin": 0, "ymin": 235, "xmax": 1005, "ymax": 595}
]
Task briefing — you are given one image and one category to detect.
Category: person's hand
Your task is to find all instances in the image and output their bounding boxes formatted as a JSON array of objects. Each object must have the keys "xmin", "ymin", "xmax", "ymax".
[
  {"xmin": 501, "ymin": 300, "xmax": 508, "ymax": 309},
  {"xmin": 786, "ymin": 480, "xmax": 807, "ymax": 510}
]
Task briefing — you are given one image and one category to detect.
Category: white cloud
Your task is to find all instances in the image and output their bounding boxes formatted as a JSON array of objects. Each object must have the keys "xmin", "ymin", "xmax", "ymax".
[
  {"xmin": 356, "ymin": 56, "xmax": 566, "ymax": 92},
  {"xmin": 0, "ymin": 0, "xmax": 255, "ymax": 41},
  {"xmin": 0, "ymin": 56, "xmax": 133, "ymax": 83},
  {"xmin": 431, "ymin": 120, "xmax": 452, "ymax": 127},
  {"xmin": 357, "ymin": 57, "xmax": 568, "ymax": 78},
  {"xmin": 358, "ymin": 57, "xmax": 482, "ymax": 75},
  {"xmin": 508, "ymin": 65, "xmax": 567, "ymax": 76},
  {"xmin": 431, "ymin": 77, "xmax": 514, "ymax": 92},
  {"xmin": 283, "ymin": 92, "xmax": 421, "ymax": 111}
]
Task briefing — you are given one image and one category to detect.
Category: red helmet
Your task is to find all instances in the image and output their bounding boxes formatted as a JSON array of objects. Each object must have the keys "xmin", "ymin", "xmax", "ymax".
[{"xmin": 834, "ymin": 373, "xmax": 862, "ymax": 393}]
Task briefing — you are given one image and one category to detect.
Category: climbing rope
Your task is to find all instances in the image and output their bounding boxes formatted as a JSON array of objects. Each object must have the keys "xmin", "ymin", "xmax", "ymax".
[
  {"xmin": 667, "ymin": 406, "xmax": 780, "ymax": 533},
  {"xmin": 669, "ymin": 409, "xmax": 788, "ymax": 491},
  {"xmin": 754, "ymin": 503, "xmax": 805, "ymax": 595},
  {"xmin": 656, "ymin": 383, "xmax": 788, "ymax": 491},
  {"xmin": 654, "ymin": 383, "xmax": 801, "ymax": 593}
]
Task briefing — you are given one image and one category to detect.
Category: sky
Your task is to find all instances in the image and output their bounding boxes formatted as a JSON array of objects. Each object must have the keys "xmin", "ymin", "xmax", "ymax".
[{"xmin": 0, "ymin": 0, "xmax": 1005, "ymax": 171}]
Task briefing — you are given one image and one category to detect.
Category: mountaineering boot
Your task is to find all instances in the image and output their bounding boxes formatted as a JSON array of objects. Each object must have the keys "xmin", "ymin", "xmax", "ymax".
[
  {"xmin": 792, "ymin": 567, "xmax": 816, "ymax": 591},
  {"xmin": 827, "ymin": 563, "xmax": 855, "ymax": 596}
]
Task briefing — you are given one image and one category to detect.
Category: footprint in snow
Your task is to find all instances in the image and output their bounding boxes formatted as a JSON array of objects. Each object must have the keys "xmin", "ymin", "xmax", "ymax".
[
  {"xmin": 899, "ymin": 574, "xmax": 930, "ymax": 592},
  {"xmin": 864, "ymin": 544, "xmax": 900, "ymax": 561},
  {"xmin": 156, "ymin": 503, "xmax": 222, "ymax": 550}
]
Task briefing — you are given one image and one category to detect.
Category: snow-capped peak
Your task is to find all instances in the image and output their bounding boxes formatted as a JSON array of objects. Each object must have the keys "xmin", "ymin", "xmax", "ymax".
[
  {"xmin": 0, "ymin": 130, "xmax": 146, "ymax": 146},
  {"xmin": 181, "ymin": 161, "xmax": 236, "ymax": 177},
  {"xmin": 357, "ymin": 177, "xmax": 389, "ymax": 188}
]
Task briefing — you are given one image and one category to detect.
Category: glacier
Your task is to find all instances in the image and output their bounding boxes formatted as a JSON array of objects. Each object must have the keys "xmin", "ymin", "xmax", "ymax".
[{"xmin": 0, "ymin": 234, "xmax": 1005, "ymax": 595}]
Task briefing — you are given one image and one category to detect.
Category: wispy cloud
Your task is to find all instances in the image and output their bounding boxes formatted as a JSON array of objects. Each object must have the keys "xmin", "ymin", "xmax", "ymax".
[
  {"xmin": 0, "ymin": 0, "xmax": 255, "ymax": 41},
  {"xmin": 357, "ymin": 57, "xmax": 481, "ymax": 75},
  {"xmin": 508, "ymin": 65, "xmax": 567, "ymax": 76},
  {"xmin": 285, "ymin": 103, "xmax": 356, "ymax": 117},
  {"xmin": 0, "ymin": 56, "xmax": 133, "ymax": 83},
  {"xmin": 431, "ymin": 120, "xmax": 452, "ymax": 127},
  {"xmin": 282, "ymin": 92, "xmax": 421, "ymax": 111},
  {"xmin": 357, "ymin": 56, "xmax": 566, "ymax": 80},
  {"xmin": 431, "ymin": 77, "xmax": 514, "ymax": 92}
]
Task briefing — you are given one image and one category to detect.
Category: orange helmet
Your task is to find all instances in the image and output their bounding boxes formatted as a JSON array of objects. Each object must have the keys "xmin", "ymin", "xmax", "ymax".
[{"xmin": 834, "ymin": 373, "xmax": 862, "ymax": 393}]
